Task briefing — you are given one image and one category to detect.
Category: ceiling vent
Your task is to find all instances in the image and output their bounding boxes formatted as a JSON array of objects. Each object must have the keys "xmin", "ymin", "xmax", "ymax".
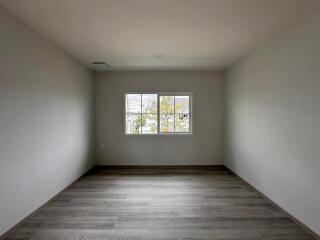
[{"xmin": 93, "ymin": 62, "xmax": 111, "ymax": 69}]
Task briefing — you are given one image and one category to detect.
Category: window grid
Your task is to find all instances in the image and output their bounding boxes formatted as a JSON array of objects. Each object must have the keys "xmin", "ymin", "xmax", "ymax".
[{"xmin": 125, "ymin": 93, "xmax": 192, "ymax": 135}]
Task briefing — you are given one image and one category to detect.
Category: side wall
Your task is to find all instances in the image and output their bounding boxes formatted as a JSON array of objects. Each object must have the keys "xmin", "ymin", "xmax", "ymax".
[
  {"xmin": 225, "ymin": 11, "xmax": 320, "ymax": 234},
  {"xmin": 95, "ymin": 71, "xmax": 224, "ymax": 165},
  {"xmin": 0, "ymin": 7, "xmax": 94, "ymax": 235}
]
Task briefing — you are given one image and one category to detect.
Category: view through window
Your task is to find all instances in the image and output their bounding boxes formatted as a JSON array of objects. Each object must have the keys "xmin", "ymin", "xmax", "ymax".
[{"xmin": 125, "ymin": 93, "xmax": 191, "ymax": 135}]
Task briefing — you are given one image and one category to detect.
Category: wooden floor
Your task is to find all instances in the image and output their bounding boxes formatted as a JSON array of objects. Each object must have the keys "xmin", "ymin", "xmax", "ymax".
[{"xmin": 5, "ymin": 167, "xmax": 315, "ymax": 240}]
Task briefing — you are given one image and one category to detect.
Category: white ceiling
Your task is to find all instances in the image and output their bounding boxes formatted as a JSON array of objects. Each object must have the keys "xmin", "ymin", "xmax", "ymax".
[{"xmin": 0, "ymin": 0, "xmax": 318, "ymax": 71}]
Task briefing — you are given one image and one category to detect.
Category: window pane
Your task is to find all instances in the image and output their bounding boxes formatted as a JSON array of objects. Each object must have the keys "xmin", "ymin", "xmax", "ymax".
[
  {"xmin": 142, "ymin": 94, "xmax": 157, "ymax": 113},
  {"xmin": 126, "ymin": 114, "xmax": 141, "ymax": 134},
  {"xmin": 141, "ymin": 114, "xmax": 157, "ymax": 134},
  {"xmin": 125, "ymin": 93, "xmax": 191, "ymax": 135},
  {"xmin": 175, "ymin": 96, "xmax": 189, "ymax": 113},
  {"xmin": 160, "ymin": 96, "xmax": 174, "ymax": 114},
  {"xmin": 175, "ymin": 113, "xmax": 190, "ymax": 132},
  {"xmin": 126, "ymin": 94, "xmax": 141, "ymax": 113},
  {"xmin": 160, "ymin": 114, "xmax": 174, "ymax": 133}
]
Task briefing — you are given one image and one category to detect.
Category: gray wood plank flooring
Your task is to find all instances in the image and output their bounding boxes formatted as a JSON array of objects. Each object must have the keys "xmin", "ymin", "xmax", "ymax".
[{"xmin": 5, "ymin": 167, "xmax": 315, "ymax": 240}]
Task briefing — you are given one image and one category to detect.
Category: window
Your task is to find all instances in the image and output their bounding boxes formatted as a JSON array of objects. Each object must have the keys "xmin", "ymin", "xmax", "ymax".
[{"xmin": 125, "ymin": 93, "xmax": 192, "ymax": 135}]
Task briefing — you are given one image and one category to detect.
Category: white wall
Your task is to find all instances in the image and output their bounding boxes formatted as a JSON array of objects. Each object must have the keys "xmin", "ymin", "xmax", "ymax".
[
  {"xmin": 0, "ymin": 7, "xmax": 94, "ymax": 235},
  {"xmin": 225, "ymin": 11, "xmax": 320, "ymax": 234},
  {"xmin": 95, "ymin": 71, "xmax": 224, "ymax": 165}
]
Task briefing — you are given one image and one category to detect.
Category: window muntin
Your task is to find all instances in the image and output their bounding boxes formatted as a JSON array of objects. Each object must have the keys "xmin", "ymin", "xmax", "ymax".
[
  {"xmin": 159, "ymin": 95, "xmax": 190, "ymax": 133},
  {"xmin": 125, "ymin": 94, "xmax": 158, "ymax": 134},
  {"xmin": 125, "ymin": 93, "xmax": 191, "ymax": 135}
]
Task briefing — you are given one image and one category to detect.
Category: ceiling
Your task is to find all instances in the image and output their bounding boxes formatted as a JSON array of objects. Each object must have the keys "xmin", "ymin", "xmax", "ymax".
[{"xmin": 0, "ymin": 0, "xmax": 318, "ymax": 71}]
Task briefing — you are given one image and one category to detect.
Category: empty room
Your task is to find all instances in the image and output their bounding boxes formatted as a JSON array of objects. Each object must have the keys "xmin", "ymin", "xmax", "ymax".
[{"xmin": 1, "ymin": 0, "xmax": 320, "ymax": 239}]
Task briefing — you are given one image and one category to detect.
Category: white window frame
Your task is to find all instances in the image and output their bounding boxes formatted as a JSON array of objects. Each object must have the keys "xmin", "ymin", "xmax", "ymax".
[{"xmin": 124, "ymin": 92, "xmax": 193, "ymax": 136}]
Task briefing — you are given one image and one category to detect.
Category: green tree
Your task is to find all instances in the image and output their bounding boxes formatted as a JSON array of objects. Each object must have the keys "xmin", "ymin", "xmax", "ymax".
[
  {"xmin": 132, "ymin": 96, "xmax": 189, "ymax": 133},
  {"xmin": 160, "ymin": 96, "xmax": 188, "ymax": 132},
  {"xmin": 133, "ymin": 114, "xmax": 147, "ymax": 134},
  {"xmin": 160, "ymin": 96, "xmax": 174, "ymax": 132},
  {"xmin": 133, "ymin": 99, "xmax": 157, "ymax": 133}
]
